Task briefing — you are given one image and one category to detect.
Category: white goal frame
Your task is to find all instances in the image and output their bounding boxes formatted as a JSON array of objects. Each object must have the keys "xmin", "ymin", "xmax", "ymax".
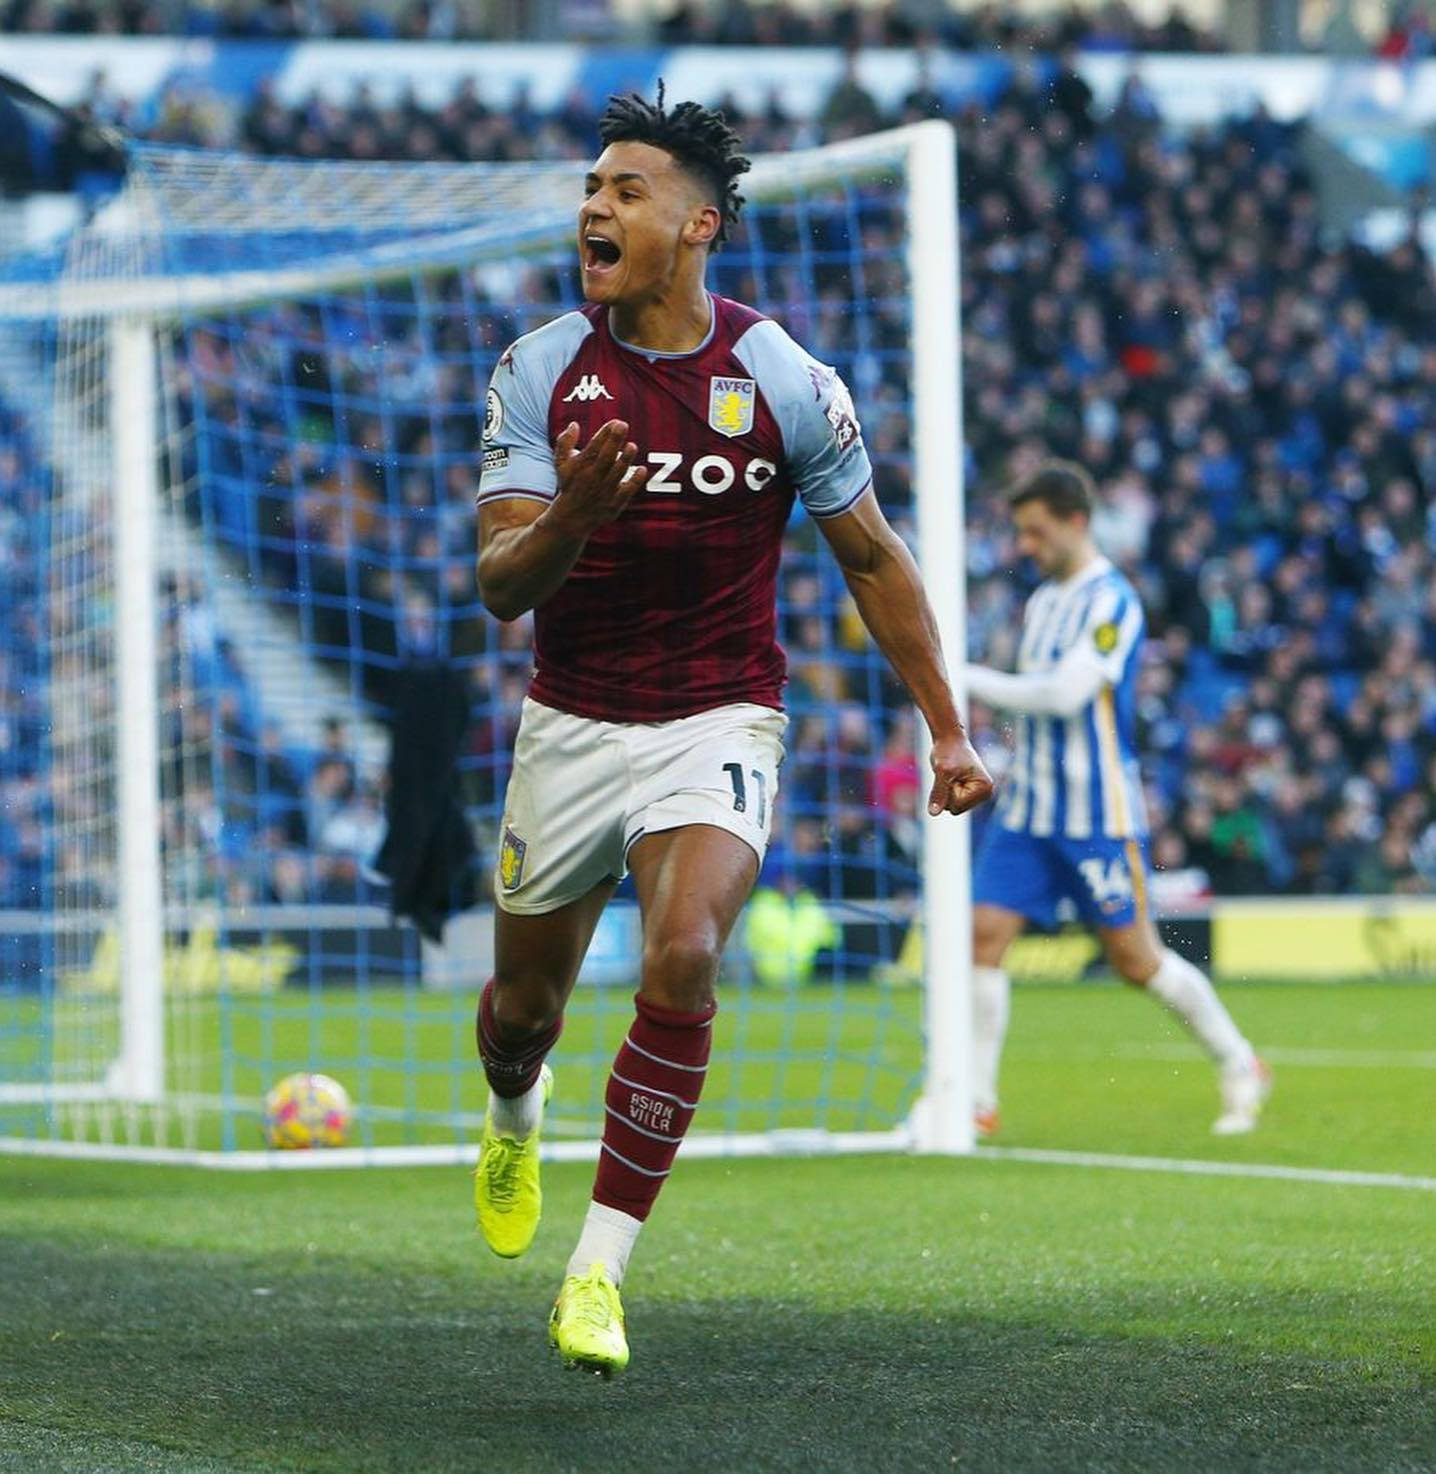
[{"xmin": 0, "ymin": 120, "xmax": 971, "ymax": 1164}]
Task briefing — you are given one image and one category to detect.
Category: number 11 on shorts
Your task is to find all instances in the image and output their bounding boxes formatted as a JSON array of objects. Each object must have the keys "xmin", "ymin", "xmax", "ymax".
[{"xmin": 723, "ymin": 762, "xmax": 767, "ymax": 827}]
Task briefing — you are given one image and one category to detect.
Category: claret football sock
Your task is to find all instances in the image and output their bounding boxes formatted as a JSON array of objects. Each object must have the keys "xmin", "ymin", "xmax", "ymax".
[
  {"xmin": 591, "ymin": 993, "xmax": 715, "ymax": 1223},
  {"xmin": 476, "ymin": 976, "xmax": 562, "ymax": 1111},
  {"xmin": 1144, "ymin": 950, "xmax": 1254, "ymax": 1072}
]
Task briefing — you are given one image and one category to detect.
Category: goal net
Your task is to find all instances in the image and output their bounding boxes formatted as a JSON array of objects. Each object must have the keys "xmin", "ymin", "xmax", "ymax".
[{"xmin": 0, "ymin": 122, "xmax": 969, "ymax": 1165}]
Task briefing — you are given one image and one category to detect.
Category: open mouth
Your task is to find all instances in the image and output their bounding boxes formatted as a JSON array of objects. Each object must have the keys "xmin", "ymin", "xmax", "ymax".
[{"xmin": 584, "ymin": 234, "xmax": 622, "ymax": 271}]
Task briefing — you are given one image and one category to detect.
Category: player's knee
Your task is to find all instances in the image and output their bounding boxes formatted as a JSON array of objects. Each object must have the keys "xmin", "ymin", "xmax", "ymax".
[
  {"xmin": 973, "ymin": 936, "xmax": 1007, "ymax": 968},
  {"xmin": 488, "ymin": 971, "xmax": 565, "ymax": 1036},
  {"xmin": 640, "ymin": 929, "xmax": 721, "ymax": 1009},
  {"xmin": 972, "ymin": 913, "xmax": 1013, "ymax": 966},
  {"xmin": 1109, "ymin": 942, "xmax": 1161, "ymax": 987}
]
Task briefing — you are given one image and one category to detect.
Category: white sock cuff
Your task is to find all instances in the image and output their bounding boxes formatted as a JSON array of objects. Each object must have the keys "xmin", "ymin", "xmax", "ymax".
[
  {"xmin": 587, "ymin": 1201, "xmax": 643, "ymax": 1234},
  {"xmin": 971, "ymin": 965, "xmax": 1010, "ymax": 1113},
  {"xmin": 566, "ymin": 1200, "xmax": 644, "ymax": 1286},
  {"xmin": 1152, "ymin": 945, "xmax": 1208, "ymax": 989},
  {"xmin": 973, "ymin": 964, "xmax": 1009, "ymax": 995},
  {"xmin": 487, "ymin": 1071, "xmax": 546, "ymax": 1136}
]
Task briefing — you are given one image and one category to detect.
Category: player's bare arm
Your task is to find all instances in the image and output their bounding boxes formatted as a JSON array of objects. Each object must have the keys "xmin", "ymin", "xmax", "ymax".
[
  {"xmin": 819, "ymin": 488, "xmax": 994, "ymax": 818},
  {"xmin": 476, "ymin": 418, "xmax": 648, "ymax": 620}
]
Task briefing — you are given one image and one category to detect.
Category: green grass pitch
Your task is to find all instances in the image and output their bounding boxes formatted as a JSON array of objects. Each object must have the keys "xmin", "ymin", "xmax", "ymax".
[{"xmin": 1, "ymin": 980, "xmax": 1433, "ymax": 1472}]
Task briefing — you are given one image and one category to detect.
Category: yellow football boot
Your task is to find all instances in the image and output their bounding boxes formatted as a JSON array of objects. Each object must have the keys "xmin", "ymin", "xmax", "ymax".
[
  {"xmin": 548, "ymin": 1263, "xmax": 629, "ymax": 1377},
  {"xmin": 473, "ymin": 1065, "xmax": 552, "ymax": 1258}
]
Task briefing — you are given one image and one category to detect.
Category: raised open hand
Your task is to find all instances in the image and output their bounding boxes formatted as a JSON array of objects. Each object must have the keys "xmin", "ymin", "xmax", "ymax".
[{"xmin": 548, "ymin": 419, "xmax": 648, "ymax": 536}]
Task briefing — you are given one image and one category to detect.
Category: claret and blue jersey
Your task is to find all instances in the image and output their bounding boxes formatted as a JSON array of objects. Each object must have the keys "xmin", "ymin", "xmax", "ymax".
[
  {"xmin": 974, "ymin": 556, "xmax": 1151, "ymax": 930},
  {"xmin": 477, "ymin": 293, "xmax": 872, "ymax": 724}
]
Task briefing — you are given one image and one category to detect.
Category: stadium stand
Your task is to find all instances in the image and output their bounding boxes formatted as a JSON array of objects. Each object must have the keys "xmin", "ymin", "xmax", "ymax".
[
  {"xmin": 0, "ymin": 0, "xmax": 1227, "ymax": 50},
  {"xmin": 0, "ymin": 397, "xmax": 47, "ymax": 915},
  {"xmin": 0, "ymin": 380, "xmax": 388, "ymax": 915},
  {"xmin": 653, "ymin": 2, "xmax": 1225, "ymax": 50},
  {"xmin": 7, "ymin": 41, "xmax": 1436, "ymax": 906}
]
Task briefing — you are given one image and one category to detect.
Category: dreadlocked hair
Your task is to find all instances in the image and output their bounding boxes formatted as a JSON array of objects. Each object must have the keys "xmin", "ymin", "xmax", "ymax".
[{"xmin": 597, "ymin": 83, "xmax": 751, "ymax": 249}]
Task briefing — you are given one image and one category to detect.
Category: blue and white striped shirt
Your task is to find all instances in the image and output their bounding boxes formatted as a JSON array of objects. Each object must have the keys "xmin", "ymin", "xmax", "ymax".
[{"xmin": 967, "ymin": 557, "xmax": 1146, "ymax": 841}]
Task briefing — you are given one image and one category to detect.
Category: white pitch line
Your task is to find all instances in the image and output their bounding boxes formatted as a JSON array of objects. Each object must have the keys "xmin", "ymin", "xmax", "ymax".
[
  {"xmin": 0, "ymin": 1129, "xmax": 911, "ymax": 1171},
  {"xmin": 1130, "ymin": 1045, "xmax": 1436, "ymax": 1070},
  {"xmin": 1015, "ymin": 1044, "xmax": 1436, "ymax": 1070},
  {"xmin": 1242, "ymin": 1046, "xmax": 1436, "ymax": 1069},
  {"xmin": 2, "ymin": 1134, "xmax": 1432, "ymax": 1190},
  {"xmin": 979, "ymin": 1145, "xmax": 1436, "ymax": 1192}
]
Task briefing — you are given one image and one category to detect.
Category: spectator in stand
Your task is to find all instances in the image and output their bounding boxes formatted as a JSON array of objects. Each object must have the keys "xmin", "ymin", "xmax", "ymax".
[
  {"xmin": 1378, "ymin": 3, "xmax": 1436, "ymax": 60},
  {"xmin": 820, "ymin": 49, "xmax": 883, "ymax": 139}
]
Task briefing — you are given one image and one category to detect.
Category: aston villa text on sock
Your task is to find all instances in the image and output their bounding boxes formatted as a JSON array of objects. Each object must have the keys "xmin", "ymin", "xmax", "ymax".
[{"xmin": 629, "ymin": 1092, "xmax": 676, "ymax": 1133}]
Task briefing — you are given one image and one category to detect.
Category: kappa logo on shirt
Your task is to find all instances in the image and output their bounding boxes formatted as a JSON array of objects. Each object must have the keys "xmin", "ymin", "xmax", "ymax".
[{"xmin": 562, "ymin": 374, "xmax": 614, "ymax": 403}]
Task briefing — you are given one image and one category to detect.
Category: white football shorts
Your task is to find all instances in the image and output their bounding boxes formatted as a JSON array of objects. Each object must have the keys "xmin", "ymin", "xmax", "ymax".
[{"xmin": 494, "ymin": 697, "xmax": 788, "ymax": 915}]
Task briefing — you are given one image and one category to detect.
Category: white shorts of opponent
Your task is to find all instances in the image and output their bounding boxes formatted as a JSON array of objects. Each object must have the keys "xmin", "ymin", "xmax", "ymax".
[{"xmin": 495, "ymin": 696, "xmax": 789, "ymax": 916}]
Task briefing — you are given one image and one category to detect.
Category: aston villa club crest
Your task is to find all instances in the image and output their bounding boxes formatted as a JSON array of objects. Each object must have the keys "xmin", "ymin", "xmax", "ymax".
[
  {"xmin": 498, "ymin": 825, "xmax": 527, "ymax": 891},
  {"xmin": 708, "ymin": 376, "xmax": 756, "ymax": 438}
]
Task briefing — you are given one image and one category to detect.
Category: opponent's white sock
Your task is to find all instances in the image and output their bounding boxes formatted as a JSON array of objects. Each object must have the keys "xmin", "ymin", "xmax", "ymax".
[
  {"xmin": 972, "ymin": 965, "xmax": 1011, "ymax": 1111},
  {"xmin": 566, "ymin": 1201, "xmax": 643, "ymax": 1286},
  {"xmin": 1144, "ymin": 950, "xmax": 1254, "ymax": 1072},
  {"xmin": 488, "ymin": 1075, "xmax": 545, "ymax": 1138}
]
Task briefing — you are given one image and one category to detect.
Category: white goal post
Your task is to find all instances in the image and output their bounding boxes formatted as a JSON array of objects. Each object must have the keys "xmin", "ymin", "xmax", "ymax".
[
  {"xmin": 0, "ymin": 119, "xmax": 971, "ymax": 1163},
  {"xmin": 906, "ymin": 119, "xmax": 973, "ymax": 1155}
]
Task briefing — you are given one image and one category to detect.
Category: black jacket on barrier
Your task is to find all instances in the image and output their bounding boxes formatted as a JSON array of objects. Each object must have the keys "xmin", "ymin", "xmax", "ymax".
[
  {"xmin": 373, "ymin": 661, "xmax": 479, "ymax": 942},
  {"xmin": 0, "ymin": 70, "xmax": 126, "ymax": 194}
]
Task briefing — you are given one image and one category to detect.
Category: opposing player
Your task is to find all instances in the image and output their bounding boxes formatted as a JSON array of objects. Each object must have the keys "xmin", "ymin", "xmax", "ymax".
[
  {"xmin": 965, "ymin": 461, "xmax": 1270, "ymax": 1139},
  {"xmin": 472, "ymin": 90, "xmax": 993, "ymax": 1375}
]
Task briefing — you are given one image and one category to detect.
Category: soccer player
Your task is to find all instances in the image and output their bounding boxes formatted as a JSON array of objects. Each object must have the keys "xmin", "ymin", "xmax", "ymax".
[
  {"xmin": 965, "ymin": 461, "xmax": 1270, "ymax": 1139},
  {"xmin": 472, "ymin": 91, "xmax": 993, "ymax": 1375}
]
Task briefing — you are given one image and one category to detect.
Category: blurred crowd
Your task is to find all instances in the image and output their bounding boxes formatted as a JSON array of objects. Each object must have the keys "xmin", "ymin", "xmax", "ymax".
[
  {"xmin": 1378, "ymin": 1, "xmax": 1436, "ymax": 58},
  {"xmin": 654, "ymin": 1, "xmax": 1224, "ymax": 51},
  {"xmin": 0, "ymin": 389, "xmax": 390, "ymax": 913},
  {"xmin": 2, "ymin": 0, "xmax": 1226, "ymax": 50},
  {"xmin": 156, "ymin": 578, "xmax": 390, "ymax": 910},
  {"xmin": 8, "ymin": 38, "xmax": 1436, "ymax": 923},
  {"xmin": 14, "ymin": 0, "xmax": 1432, "ymax": 56},
  {"xmin": 952, "ymin": 66, "xmax": 1436, "ymax": 900},
  {"xmin": 2, "ymin": 0, "xmax": 437, "ymax": 37},
  {"xmin": 0, "ymin": 402, "xmax": 47, "ymax": 912}
]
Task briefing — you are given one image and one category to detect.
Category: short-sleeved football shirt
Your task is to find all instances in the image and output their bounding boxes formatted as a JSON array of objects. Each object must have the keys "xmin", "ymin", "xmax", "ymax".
[
  {"xmin": 996, "ymin": 557, "xmax": 1147, "ymax": 840},
  {"xmin": 478, "ymin": 294, "xmax": 873, "ymax": 722}
]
